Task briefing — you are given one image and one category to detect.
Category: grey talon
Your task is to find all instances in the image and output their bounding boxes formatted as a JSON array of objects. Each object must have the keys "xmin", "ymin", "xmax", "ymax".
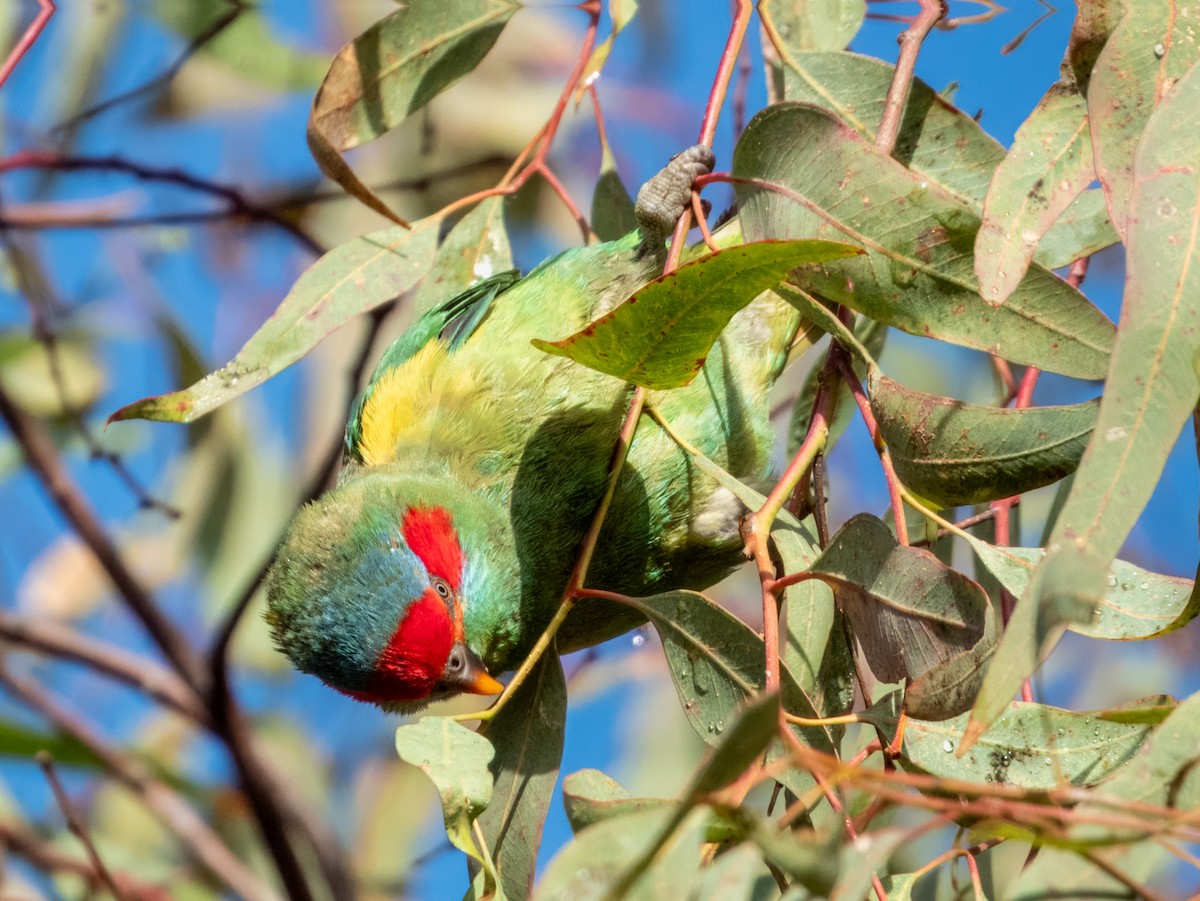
[{"xmin": 634, "ymin": 144, "xmax": 716, "ymax": 264}]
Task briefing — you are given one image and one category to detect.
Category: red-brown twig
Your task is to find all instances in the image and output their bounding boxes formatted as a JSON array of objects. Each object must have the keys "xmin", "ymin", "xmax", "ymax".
[
  {"xmin": 0, "ymin": 665, "xmax": 279, "ymax": 901},
  {"xmin": 0, "ymin": 818, "xmax": 169, "ymax": 901},
  {"xmin": 838, "ymin": 357, "xmax": 909, "ymax": 545},
  {"xmin": 990, "ymin": 256, "xmax": 1089, "ymax": 702},
  {"xmin": 0, "ymin": 0, "xmax": 55, "ymax": 89},
  {"xmin": 0, "ymin": 385, "xmax": 206, "ymax": 693},
  {"xmin": 0, "ymin": 152, "xmax": 324, "ymax": 255},
  {"xmin": 38, "ymin": 751, "xmax": 127, "ymax": 901},
  {"xmin": 0, "ymin": 613, "xmax": 207, "ymax": 724},
  {"xmin": 876, "ymin": 0, "xmax": 948, "ymax": 155}
]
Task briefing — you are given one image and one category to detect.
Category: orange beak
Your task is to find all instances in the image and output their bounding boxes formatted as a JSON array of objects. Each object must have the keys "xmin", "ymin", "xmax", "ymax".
[{"xmin": 466, "ymin": 668, "xmax": 504, "ymax": 696}]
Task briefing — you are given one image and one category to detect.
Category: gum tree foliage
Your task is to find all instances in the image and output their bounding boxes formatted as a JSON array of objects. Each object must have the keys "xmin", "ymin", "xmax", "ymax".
[{"xmin": 2, "ymin": 1, "xmax": 1199, "ymax": 899}]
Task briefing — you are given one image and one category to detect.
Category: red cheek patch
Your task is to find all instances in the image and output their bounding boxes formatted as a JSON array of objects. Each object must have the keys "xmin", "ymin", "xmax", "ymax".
[
  {"xmin": 354, "ymin": 592, "xmax": 453, "ymax": 703},
  {"xmin": 402, "ymin": 505, "xmax": 464, "ymax": 591}
]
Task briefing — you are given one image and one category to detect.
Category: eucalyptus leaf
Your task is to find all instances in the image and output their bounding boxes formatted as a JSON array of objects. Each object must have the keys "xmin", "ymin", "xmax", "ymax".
[
  {"xmin": 866, "ymin": 697, "xmax": 1157, "ymax": 788},
  {"xmin": 808, "ymin": 514, "xmax": 993, "ymax": 718},
  {"xmin": 869, "ymin": 370, "xmax": 1098, "ymax": 506},
  {"xmin": 476, "ymin": 651, "xmax": 565, "ymax": 901},
  {"xmin": 1087, "ymin": 0, "xmax": 1200, "ymax": 239},
  {"xmin": 307, "ymin": 0, "xmax": 518, "ymax": 220},
  {"xmin": 976, "ymin": 82, "xmax": 1096, "ymax": 303},
  {"xmin": 394, "ymin": 717, "xmax": 494, "ymax": 866},
  {"xmin": 413, "ymin": 198, "xmax": 512, "ymax": 316},
  {"xmin": 110, "ymin": 218, "xmax": 441, "ymax": 424},
  {"xmin": 966, "ymin": 540, "xmax": 1199, "ymax": 641},
  {"xmin": 733, "ymin": 103, "xmax": 1115, "ymax": 380},
  {"xmin": 532, "ymin": 240, "xmax": 862, "ymax": 389}
]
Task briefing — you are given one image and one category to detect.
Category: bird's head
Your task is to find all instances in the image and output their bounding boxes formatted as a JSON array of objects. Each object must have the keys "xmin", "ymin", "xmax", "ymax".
[{"xmin": 265, "ymin": 470, "xmax": 520, "ymax": 713}]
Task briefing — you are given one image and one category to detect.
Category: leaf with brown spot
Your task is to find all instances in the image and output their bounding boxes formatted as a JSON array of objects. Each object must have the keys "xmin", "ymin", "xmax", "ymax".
[
  {"xmin": 307, "ymin": 0, "xmax": 518, "ymax": 223},
  {"xmin": 869, "ymin": 370, "xmax": 1099, "ymax": 506}
]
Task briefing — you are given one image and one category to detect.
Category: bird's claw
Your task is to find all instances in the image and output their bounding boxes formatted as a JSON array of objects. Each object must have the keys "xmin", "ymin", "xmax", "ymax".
[{"xmin": 634, "ymin": 144, "xmax": 715, "ymax": 264}]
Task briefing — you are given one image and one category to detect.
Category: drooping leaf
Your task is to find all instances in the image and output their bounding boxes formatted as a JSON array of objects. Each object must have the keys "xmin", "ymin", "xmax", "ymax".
[
  {"xmin": 306, "ymin": 0, "xmax": 518, "ymax": 222},
  {"xmin": 110, "ymin": 218, "xmax": 441, "ymax": 424},
  {"xmin": 1087, "ymin": 0, "xmax": 1200, "ymax": 239},
  {"xmin": 412, "ymin": 198, "xmax": 512, "ymax": 316},
  {"xmin": 976, "ymin": 83, "xmax": 1096, "ymax": 303},
  {"xmin": 532, "ymin": 240, "xmax": 862, "ymax": 389},
  {"xmin": 967, "ymin": 540, "xmax": 1199, "ymax": 641},
  {"xmin": 968, "ymin": 60, "xmax": 1200, "ymax": 747},
  {"xmin": 807, "ymin": 514, "xmax": 995, "ymax": 719},
  {"xmin": 476, "ymin": 651, "xmax": 565, "ymax": 901},
  {"xmin": 591, "ymin": 149, "xmax": 638, "ymax": 242},
  {"xmin": 869, "ymin": 371, "xmax": 1099, "ymax": 506},
  {"xmin": 394, "ymin": 717, "xmax": 494, "ymax": 868},
  {"xmin": 865, "ymin": 696, "xmax": 1158, "ymax": 788},
  {"xmin": 733, "ymin": 103, "xmax": 1116, "ymax": 379}
]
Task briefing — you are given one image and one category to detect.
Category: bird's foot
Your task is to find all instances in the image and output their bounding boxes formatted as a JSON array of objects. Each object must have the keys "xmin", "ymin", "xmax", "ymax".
[{"xmin": 634, "ymin": 144, "xmax": 715, "ymax": 264}]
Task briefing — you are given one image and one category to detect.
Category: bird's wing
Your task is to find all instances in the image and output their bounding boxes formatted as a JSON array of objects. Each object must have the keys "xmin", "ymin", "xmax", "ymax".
[{"xmin": 344, "ymin": 269, "xmax": 521, "ymax": 461}]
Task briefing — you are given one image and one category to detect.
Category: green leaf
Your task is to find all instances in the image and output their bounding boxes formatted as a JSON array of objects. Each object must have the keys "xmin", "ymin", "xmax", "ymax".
[
  {"xmin": 866, "ymin": 697, "xmax": 1157, "ymax": 788},
  {"xmin": 575, "ymin": 0, "xmax": 639, "ymax": 103},
  {"xmin": 976, "ymin": 82, "xmax": 1096, "ymax": 303},
  {"xmin": 761, "ymin": 0, "xmax": 865, "ymax": 55},
  {"xmin": 532, "ymin": 240, "xmax": 862, "ymax": 389},
  {"xmin": 807, "ymin": 515, "xmax": 994, "ymax": 719},
  {"xmin": 536, "ymin": 807, "xmax": 709, "ymax": 901},
  {"xmin": 1062, "ymin": 0, "xmax": 1121, "ymax": 93},
  {"xmin": 968, "ymin": 60, "xmax": 1200, "ymax": 747},
  {"xmin": 962, "ymin": 548, "xmax": 1102, "ymax": 752},
  {"xmin": 1047, "ymin": 58, "xmax": 1200, "ymax": 565},
  {"xmin": 156, "ymin": 4, "xmax": 327, "ymax": 91},
  {"xmin": 732, "ymin": 103, "xmax": 1116, "ymax": 380},
  {"xmin": 412, "ymin": 198, "xmax": 512, "ymax": 316},
  {"xmin": 779, "ymin": 51, "xmax": 1001, "ymax": 208},
  {"xmin": 1087, "ymin": 0, "xmax": 1200, "ymax": 239},
  {"xmin": 394, "ymin": 717, "xmax": 494, "ymax": 867},
  {"xmin": 0, "ymin": 720, "xmax": 105, "ymax": 770},
  {"xmin": 109, "ymin": 218, "xmax": 440, "ymax": 423},
  {"xmin": 869, "ymin": 371, "xmax": 1099, "ymax": 506},
  {"xmin": 306, "ymin": 0, "xmax": 518, "ymax": 222},
  {"xmin": 775, "ymin": 521, "xmax": 834, "ymax": 696},
  {"xmin": 1034, "ymin": 188, "xmax": 1120, "ymax": 271},
  {"xmin": 690, "ymin": 691, "xmax": 781, "ymax": 796},
  {"xmin": 612, "ymin": 591, "xmax": 833, "ymax": 754},
  {"xmin": 591, "ymin": 152, "xmax": 638, "ymax": 242},
  {"xmin": 967, "ymin": 541, "xmax": 1199, "ymax": 641},
  {"xmin": 1006, "ymin": 689, "xmax": 1200, "ymax": 900},
  {"xmin": 561, "ymin": 771, "xmax": 744, "ymax": 843},
  {"xmin": 476, "ymin": 651, "xmax": 565, "ymax": 901}
]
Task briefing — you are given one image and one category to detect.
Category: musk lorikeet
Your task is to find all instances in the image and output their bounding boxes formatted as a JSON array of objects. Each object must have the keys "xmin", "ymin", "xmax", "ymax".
[{"xmin": 265, "ymin": 147, "xmax": 804, "ymax": 711}]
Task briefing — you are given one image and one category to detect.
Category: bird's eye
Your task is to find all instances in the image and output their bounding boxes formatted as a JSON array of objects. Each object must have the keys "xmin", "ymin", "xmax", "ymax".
[
  {"xmin": 446, "ymin": 648, "xmax": 464, "ymax": 673},
  {"xmin": 432, "ymin": 577, "xmax": 452, "ymax": 599}
]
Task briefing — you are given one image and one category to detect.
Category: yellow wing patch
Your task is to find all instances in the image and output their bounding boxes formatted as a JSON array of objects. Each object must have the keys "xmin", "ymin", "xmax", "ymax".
[{"xmin": 357, "ymin": 342, "xmax": 487, "ymax": 466}]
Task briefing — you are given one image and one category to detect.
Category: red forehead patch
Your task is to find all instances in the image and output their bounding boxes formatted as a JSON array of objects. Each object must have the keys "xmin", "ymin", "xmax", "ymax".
[
  {"xmin": 353, "ymin": 591, "xmax": 453, "ymax": 703},
  {"xmin": 402, "ymin": 505, "xmax": 464, "ymax": 591}
]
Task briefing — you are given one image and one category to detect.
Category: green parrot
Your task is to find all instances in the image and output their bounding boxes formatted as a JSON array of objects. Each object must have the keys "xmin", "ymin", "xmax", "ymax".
[{"xmin": 265, "ymin": 147, "xmax": 804, "ymax": 711}]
